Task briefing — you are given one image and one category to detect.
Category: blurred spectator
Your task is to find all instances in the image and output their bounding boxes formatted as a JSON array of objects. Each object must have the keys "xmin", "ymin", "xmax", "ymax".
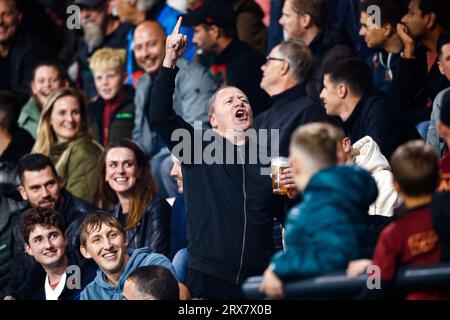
[
  {"xmin": 427, "ymin": 31, "xmax": 450, "ymax": 156},
  {"xmin": 89, "ymin": 48, "xmax": 135, "ymax": 146},
  {"xmin": 115, "ymin": 0, "xmax": 196, "ymax": 61},
  {"xmin": 348, "ymin": 141, "xmax": 447, "ymax": 300},
  {"xmin": 132, "ymin": 21, "xmax": 216, "ymax": 198},
  {"xmin": 167, "ymin": 155, "xmax": 187, "ymax": 260},
  {"xmin": 18, "ymin": 61, "xmax": 68, "ymax": 139},
  {"xmin": 9, "ymin": 208, "xmax": 96, "ymax": 300},
  {"xmin": 254, "ymin": 39, "xmax": 326, "ymax": 157},
  {"xmin": 0, "ymin": 195, "xmax": 26, "ymax": 299},
  {"xmin": 187, "ymin": 0, "xmax": 267, "ymax": 55},
  {"xmin": 183, "ymin": 0, "xmax": 270, "ymax": 116},
  {"xmin": 4, "ymin": 154, "xmax": 96, "ymax": 297},
  {"xmin": 73, "ymin": 0, "xmax": 134, "ymax": 99},
  {"xmin": 260, "ymin": 123, "xmax": 377, "ymax": 299},
  {"xmin": 435, "ymin": 90, "xmax": 450, "ymax": 191},
  {"xmin": 359, "ymin": 0, "xmax": 407, "ymax": 94},
  {"xmin": 267, "ymin": 0, "xmax": 284, "ymax": 52},
  {"xmin": 0, "ymin": 0, "xmax": 55, "ymax": 102},
  {"xmin": 393, "ymin": 0, "xmax": 450, "ymax": 125},
  {"xmin": 320, "ymin": 56, "xmax": 418, "ymax": 158},
  {"xmin": 279, "ymin": 0, "xmax": 354, "ymax": 99},
  {"xmin": 123, "ymin": 265, "xmax": 180, "ymax": 300},
  {"xmin": 0, "ymin": 91, "xmax": 34, "ymax": 199},
  {"xmin": 79, "ymin": 212, "xmax": 176, "ymax": 300},
  {"xmin": 232, "ymin": 0, "xmax": 267, "ymax": 55},
  {"xmin": 99, "ymin": 139, "xmax": 171, "ymax": 256},
  {"xmin": 32, "ymin": 88, "xmax": 103, "ymax": 204}
]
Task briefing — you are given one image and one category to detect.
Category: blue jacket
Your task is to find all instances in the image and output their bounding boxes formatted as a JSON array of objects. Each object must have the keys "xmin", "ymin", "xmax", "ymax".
[
  {"xmin": 271, "ymin": 165, "xmax": 378, "ymax": 280},
  {"xmin": 80, "ymin": 248, "xmax": 176, "ymax": 300}
]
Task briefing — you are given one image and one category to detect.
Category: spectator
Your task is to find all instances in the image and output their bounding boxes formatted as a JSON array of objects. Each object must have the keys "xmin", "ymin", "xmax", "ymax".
[
  {"xmin": 320, "ymin": 56, "xmax": 416, "ymax": 158},
  {"xmin": 89, "ymin": 48, "xmax": 135, "ymax": 146},
  {"xmin": 132, "ymin": 20, "xmax": 217, "ymax": 198},
  {"xmin": 359, "ymin": 0, "xmax": 407, "ymax": 94},
  {"xmin": 394, "ymin": 0, "xmax": 450, "ymax": 124},
  {"xmin": 149, "ymin": 19, "xmax": 287, "ymax": 299},
  {"xmin": 4, "ymin": 154, "xmax": 96, "ymax": 297},
  {"xmin": 0, "ymin": 91, "xmax": 34, "ymax": 199},
  {"xmin": 0, "ymin": 0, "xmax": 55, "ymax": 101},
  {"xmin": 435, "ymin": 90, "xmax": 450, "ymax": 191},
  {"xmin": 260, "ymin": 123, "xmax": 377, "ymax": 299},
  {"xmin": 278, "ymin": 0, "xmax": 354, "ymax": 99},
  {"xmin": 123, "ymin": 265, "xmax": 179, "ymax": 300},
  {"xmin": 99, "ymin": 139, "xmax": 171, "ymax": 256},
  {"xmin": 73, "ymin": 0, "xmax": 134, "ymax": 99},
  {"xmin": 10, "ymin": 208, "xmax": 96, "ymax": 300},
  {"xmin": 427, "ymin": 31, "xmax": 450, "ymax": 156},
  {"xmin": 18, "ymin": 61, "xmax": 68, "ymax": 139},
  {"xmin": 254, "ymin": 39, "xmax": 326, "ymax": 157},
  {"xmin": 187, "ymin": 0, "xmax": 268, "ymax": 55},
  {"xmin": 348, "ymin": 141, "xmax": 447, "ymax": 300},
  {"xmin": 115, "ymin": 0, "xmax": 196, "ymax": 61},
  {"xmin": 79, "ymin": 212, "xmax": 176, "ymax": 300},
  {"xmin": 0, "ymin": 195, "xmax": 27, "ymax": 299},
  {"xmin": 183, "ymin": 0, "xmax": 270, "ymax": 115},
  {"xmin": 32, "ymin": 88, "xmax": 103, "ymax": 204}
]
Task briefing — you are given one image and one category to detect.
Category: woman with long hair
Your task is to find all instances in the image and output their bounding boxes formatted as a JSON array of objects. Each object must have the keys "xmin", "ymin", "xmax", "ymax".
[
  {"xmin": 100, "ymin": 138, "xmax": 171, "ymax": 256},
  {"xmin": 33, "ymin": 88, "xmax": 103, "ymax": 204}
]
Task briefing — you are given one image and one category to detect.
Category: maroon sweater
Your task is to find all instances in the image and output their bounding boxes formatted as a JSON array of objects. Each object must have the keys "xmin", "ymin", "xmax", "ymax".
[{"xmin": 372, "ymin": 205, "xmax": 447, "ymax": 300}]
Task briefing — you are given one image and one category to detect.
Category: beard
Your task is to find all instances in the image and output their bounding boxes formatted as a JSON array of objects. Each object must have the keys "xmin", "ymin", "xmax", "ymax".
[{"xmin": 83, "ymin": 21, "xmax": 104, "ymax": 53}]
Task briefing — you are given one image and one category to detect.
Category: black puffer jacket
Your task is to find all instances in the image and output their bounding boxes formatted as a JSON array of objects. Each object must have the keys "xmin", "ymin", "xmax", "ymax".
[
  {"xmin": 113, "ymin": 193, "xmax": 171, "ymax": 257},
  {"xmin": 5, "ymin": 189, "xmax": 96, "ymax": 296}
]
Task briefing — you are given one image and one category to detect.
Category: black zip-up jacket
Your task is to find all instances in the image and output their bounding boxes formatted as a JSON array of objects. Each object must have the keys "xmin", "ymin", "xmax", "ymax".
[
  {"xmin": 113, "ymin": 193, "xmax": 171, "ymax": 257},
  {"xmin": 150, "ymin": 67, "xmax": 283, "ymax": 284},
  {"xmin": 5, "ymin": 189, "xmax": 96, "ymax": 296}
]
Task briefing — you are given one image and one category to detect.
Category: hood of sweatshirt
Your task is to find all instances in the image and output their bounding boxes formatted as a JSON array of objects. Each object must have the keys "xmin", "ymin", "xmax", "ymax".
[
  {"xmin": 351, "ymin": 136, "xmax": 391, "ymax": 173},
  {"xmin": 92, "ymin": 247, "xmax": 156, "ymax": 298}
]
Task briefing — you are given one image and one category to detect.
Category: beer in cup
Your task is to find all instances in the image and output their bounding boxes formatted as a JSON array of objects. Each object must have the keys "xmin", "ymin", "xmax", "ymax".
[{"xmin": 271, "ymin": 157, "xmax": 290, "ymax": 195}]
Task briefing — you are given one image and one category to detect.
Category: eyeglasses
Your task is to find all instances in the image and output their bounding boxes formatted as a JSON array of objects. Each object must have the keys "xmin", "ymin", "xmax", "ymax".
[{"xmin": 265, "ymin": 56, "xmax": 285, "ymax": 64}]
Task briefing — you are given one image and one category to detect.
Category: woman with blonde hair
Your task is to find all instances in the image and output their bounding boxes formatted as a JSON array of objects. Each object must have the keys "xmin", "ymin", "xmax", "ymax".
[
  {"xmin": 100, "ymin": 138, "xmax": 171, "ymax": 256},
  {"xmin": 33, "ymin": 88, "xmax": 103, "ymax": 204}
]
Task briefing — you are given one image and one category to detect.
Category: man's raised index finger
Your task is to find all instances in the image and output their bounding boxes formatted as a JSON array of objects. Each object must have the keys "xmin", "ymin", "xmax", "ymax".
[{"xmin": 172, "ymin": 16, "xmax": 183, "ymax": 35}]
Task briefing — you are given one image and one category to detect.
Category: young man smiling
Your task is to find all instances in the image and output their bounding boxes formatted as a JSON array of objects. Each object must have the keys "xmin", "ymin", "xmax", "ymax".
[
  {"xmin": 79, "ymin": 212, "xmax": 176, "ymax": 300},
  {"xmin": 6, "ymin": 208, "xmax": 96, "ymax": 300}
]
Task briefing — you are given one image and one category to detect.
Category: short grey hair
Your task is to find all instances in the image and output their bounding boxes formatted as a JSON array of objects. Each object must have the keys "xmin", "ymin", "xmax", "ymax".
[
  {"xmin": 207, "ymin": 86, "xmax": 246, "ymax": 115},
  {"xmin": 278, "ymin": 39, "xmax": 314, "ymax": 84}
]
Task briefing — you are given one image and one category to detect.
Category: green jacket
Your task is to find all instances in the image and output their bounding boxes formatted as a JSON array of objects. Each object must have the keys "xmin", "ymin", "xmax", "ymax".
[
  {"xmin": 49, "ymin": 136, "xmax": 103, "ymax": 204},
  {"xmin": 0, "ymin": 197, "xmax": 27, "ymax": 299},
  {"xmin": 88, "ymin": 86, "xmax": 135, "ymax": 146},
  {"xmin": 18, "ymin": 97, "xmax": 40, "ymax": 139}
]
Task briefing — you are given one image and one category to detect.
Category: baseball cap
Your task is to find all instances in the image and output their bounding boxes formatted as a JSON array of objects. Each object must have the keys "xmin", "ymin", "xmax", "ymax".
[
  {"xmin": 182, "ymin": 0, "xmax": 236, "ymax": 29},
  {"xmin": 440, "ymin": 90, "xmax": 450, "ymax": 127},
  {"xmin": 73, "ymin": 0, "xmax": 107, "ymax": 7}
]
